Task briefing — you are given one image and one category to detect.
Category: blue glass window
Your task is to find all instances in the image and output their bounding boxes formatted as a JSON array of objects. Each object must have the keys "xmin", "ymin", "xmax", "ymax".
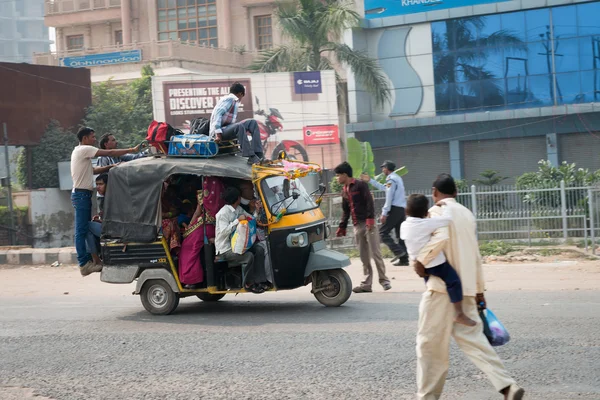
[
  {"xmin": 579, "ymin": 36, "xmax": 600, "ymax": 71},
  {"xmin": 554, "ymin": 38, "xmax": 580, "ymax": 73},
  {"xmin": 556, "ymin": 72, "xmax": 583, "ymax": 105},
  {"xmin": 580, "ymin": 70, "xmax": 600, "ymax": 102},
  {"xmin": 501, "ymin": 11, "xmax": 526, "ymax": 43},
  {"xmin": 478, "ymin": 15, "xmax": 502, "ymax": 46},
  {"xmin": 577, "ymin": 2, "xmax": 600, "ymax": 37},
  {"xmin": 525, "ymin": 9, "xmax": 551, "ymax": 43},
  {"xmin": 528, "ymin": 75, "xmax": 554, "ymax": 107},
  {"xmin": 431, "ymin": 21, "xmax": 448, "ymax": 53},
  {"xmin": 551, "ymin": 5, "xmax": 577, "ymax": 39},
  {"xmin": 527, "ymin": 42, "xmax": 552, "ymax": 76}
]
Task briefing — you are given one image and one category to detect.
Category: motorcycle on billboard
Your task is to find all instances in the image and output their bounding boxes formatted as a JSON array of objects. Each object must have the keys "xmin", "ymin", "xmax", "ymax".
[{"xmin": 244, "ymin": 96, "xmax": 309, "ymax": 162}]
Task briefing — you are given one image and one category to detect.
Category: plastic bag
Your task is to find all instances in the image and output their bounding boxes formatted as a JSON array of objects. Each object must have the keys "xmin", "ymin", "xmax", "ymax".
[
  {"xmin": 231, "ymin": 218, "xmax": 257, "ymax": 255},
  {"xmin": 479, "ymin": 309, "xmax": 511, "ymax": 347}
]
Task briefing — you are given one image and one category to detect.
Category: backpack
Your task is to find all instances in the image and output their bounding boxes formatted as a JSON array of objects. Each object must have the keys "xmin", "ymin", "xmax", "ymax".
[
  {"xmin": 189, "ymin": 117, "xmax": 210, "ymax": 136},
  {"xmin": 146, "ymin": 121, "xmax": 180, "ymax": 153}
]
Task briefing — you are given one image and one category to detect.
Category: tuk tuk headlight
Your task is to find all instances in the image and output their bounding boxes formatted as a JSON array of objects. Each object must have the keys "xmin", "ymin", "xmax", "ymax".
[{"xmin": 287, "ymin": 232, "xmax": 308, "ymax": 248}]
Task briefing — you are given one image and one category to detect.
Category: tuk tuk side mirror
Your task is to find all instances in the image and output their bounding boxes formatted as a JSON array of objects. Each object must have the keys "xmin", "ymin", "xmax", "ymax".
[{"xmin": 255, "ymin": 96, "xmax": 260, "ymax": 107}]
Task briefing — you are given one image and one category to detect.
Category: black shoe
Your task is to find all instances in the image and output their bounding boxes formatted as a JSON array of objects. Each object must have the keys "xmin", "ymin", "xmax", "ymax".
[
  {"xmin": 393, "ymin": 258, "xmax": 409, "ymax": 267},
  {"xmin": 352, "ymin": 286, "xmax": 373, "ymax": 293},
  {"xmin": 390, "ymin": 256, "xmax": 399, "ymax": 263}
]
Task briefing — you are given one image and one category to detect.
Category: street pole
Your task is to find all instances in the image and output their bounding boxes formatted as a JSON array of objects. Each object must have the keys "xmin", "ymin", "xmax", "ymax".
[{"xmin": 3, "ymin": 123, "xmax": 14, "ymax": 245}]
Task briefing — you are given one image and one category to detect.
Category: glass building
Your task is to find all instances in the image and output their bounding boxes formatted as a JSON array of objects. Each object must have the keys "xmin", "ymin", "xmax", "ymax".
[{"xmin": 348, "ymin": 0, "xmax": 600, "ymax": 189}]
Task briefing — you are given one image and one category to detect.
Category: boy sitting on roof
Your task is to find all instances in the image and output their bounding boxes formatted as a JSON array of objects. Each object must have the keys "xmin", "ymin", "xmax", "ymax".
[{"xmin": 209, "ymin": 82, "xmax": 264, "ymax": 165}]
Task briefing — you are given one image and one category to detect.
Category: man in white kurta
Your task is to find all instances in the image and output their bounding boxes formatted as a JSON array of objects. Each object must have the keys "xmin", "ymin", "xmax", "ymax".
[{"xmin": 414, "ymin": 174, "xmax": 524, "ymax": 400}]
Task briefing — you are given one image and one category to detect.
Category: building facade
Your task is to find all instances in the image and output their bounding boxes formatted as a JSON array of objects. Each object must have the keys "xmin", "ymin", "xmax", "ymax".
[
  {"xmin": 36, "ymin": 0, "xmax": 282, "ymax": 81},
  {"xmin": 0, "ymin": 0, "xmax": 51, "ymax": 63},
  {"xmin": 348, "ymin": 0, "xmax": 600, "ymax": 189}
]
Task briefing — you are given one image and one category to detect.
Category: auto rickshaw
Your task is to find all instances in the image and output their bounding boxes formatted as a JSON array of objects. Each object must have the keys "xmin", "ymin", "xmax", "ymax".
[{"xmin": 99, "ymin": 154, "xmax": 352, "ymax": 315}]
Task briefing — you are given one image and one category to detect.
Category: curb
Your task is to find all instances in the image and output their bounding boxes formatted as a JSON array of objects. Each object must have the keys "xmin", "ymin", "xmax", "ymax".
[{"xmin": 0, "ymin": 248, "xmax": 77, "ymax": 265}]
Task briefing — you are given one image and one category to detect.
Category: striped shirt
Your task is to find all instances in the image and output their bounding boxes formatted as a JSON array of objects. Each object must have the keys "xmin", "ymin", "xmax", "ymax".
[{"xmin": 209, "ymin": 93, "xmax": 239, "ymax": 139}]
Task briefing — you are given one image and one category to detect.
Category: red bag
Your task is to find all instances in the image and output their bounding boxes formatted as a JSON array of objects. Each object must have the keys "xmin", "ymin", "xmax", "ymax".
[{"xmin": 146, "ymin": 120, "xmax": 178, "ymax": 153}]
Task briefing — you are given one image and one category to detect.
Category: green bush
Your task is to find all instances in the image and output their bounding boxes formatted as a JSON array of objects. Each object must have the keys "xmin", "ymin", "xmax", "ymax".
[
  {"xmin": 17, "ymin": 121, "xmax": 77, "ymax": 189},
  {"xmin": 0, "ymin": 206, "xmax": 29, "ymax": 227},
  {"xmin": 479, "ymin": 240, "xmax": 514, "ymax": 256}
]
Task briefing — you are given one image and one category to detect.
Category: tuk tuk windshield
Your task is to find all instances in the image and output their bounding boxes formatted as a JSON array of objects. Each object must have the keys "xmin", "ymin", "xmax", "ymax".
[{"xmin": 262, "ymin": 176, "xmax": 318, "ymax": 215}]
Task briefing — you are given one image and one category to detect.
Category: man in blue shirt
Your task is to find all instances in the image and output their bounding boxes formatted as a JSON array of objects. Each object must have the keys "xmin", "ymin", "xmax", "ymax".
[
  {"xmin": 363, "ymin": 160, "xmax": 409, "ymax": 266},
  {"xmin": 209, "ymin": 82, "xmax": 264, "ymax": 164}
]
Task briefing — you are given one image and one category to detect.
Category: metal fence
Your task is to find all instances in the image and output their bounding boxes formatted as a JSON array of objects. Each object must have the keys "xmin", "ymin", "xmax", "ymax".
[{"xmin": 321, "ymin": 181, "xmax": 600, "ymax": 255}]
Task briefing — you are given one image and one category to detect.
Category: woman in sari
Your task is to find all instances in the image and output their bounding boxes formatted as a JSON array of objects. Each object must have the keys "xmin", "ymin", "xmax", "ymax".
[
  {"xmin": 161, "ymin": 183, "xmax": 182, "ymax": 253},
  {"xmin": 178, "ymin": 176, "xmax": 225, "ymax": 289}
]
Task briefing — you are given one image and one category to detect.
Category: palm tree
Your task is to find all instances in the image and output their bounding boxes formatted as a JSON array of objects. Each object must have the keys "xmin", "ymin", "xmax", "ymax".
[
  {"xmin": 248, "ymin": 0, "xmax": 391, "ymax": 109},
  {"xmin": 433, "ymin": 17, "xmax": 525, "ymax": 112}
]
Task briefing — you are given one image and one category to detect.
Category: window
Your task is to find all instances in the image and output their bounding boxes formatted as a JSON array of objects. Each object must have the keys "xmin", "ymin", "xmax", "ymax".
[
  {"xmin": 66, "ymin": 35, "xmax": 84, "ymax": 50},
  {"xmin": 157, "ymin": 0, "xmax": 218, "ymax": 47},
  {"xmin": 115, "ymin": 30, "xmax": 123, "ymax": 45},
  {"xmin": 255, "ymin": 15, "xmax": 273, "ymax": 50},
  {"xmin": 431, "ymin": 3, "xmax": 600, "ymax": 113}
]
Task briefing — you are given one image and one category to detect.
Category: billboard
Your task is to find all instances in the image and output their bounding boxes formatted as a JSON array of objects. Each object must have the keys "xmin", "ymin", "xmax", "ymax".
[
  {"xmin": 364, "ymin": 0, "xmax": 511, "ymax": 19},
  {"xmin": 164, "ymin": 79, "xmax": 253, "ymax": 128},
  {"xmin": 153, "ymin": 71, "xmax": 343, "ymax": 169},
  {"xmin": 0, "ymin": 62, "xmax": 91, "ymax": 146},
  {"xmin": 61, "ymin": 50, "xmax": 142, "ymax": 68}
]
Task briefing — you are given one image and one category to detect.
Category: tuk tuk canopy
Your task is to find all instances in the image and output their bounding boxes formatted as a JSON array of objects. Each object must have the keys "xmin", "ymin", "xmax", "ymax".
[{"xmin": 102, "ymin": 156, "xmax": 252, "ymax": 242}]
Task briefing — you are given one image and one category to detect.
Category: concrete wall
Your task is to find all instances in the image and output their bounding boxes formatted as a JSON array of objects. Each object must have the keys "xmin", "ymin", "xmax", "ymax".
[{"xmin": 29, "ymin": 188, "xmax": 75, "ymax": 248}]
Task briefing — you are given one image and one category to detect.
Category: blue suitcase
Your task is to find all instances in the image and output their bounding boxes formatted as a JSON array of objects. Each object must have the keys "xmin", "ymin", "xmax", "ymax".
[{"xmin": 167, "ymin": 134, "xmax": 219, "ymax": 158}]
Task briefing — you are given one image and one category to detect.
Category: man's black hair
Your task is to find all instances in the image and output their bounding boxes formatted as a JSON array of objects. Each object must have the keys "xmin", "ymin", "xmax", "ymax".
[
  {"xmin": 77, "ymin": 127, "xmax": 95, "ymax": 142},
  {"xmin": 99, "ymin": 133, "xmax": 113, "ymax": 150},
  {"xmin": 433, "ymin": 173, "xmax": 457, "ymax": 195},
  {"xmin": 96, "ymin": 173, "xmax": 108, "ymax": 184},
  {"xmin": 223, "ymin": 187, "xmax": 241, "ymax": 205},
  {"xmin": 406, "ymin": 194, "xmax": 430, "ymax": 218},
  {"xmin": 229, "ymin": 82, "xmax": 246, "ymax": 96},
  {"xmin": 381, "ymin": 160, "xmax": 396, "ymax": 171},
  {"xmin": 334, "ymin": 161, "xmax": 353, "ymax": 177}
]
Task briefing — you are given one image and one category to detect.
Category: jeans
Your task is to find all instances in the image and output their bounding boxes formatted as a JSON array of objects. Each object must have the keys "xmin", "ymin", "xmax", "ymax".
[
  {"xmin": 424, "ymin": 261, "xmax": 463, "ymax": 303},
  {"xmin": 86, "ymin": 221, "xmax": 102, "ymax": 256},
  {"xmin": 221, "ymin": 119, "xmax": 263, "ymax": 158},
  {"xmin": 72, "ymin": 190, "xmax": 92, "ymax": 266}
]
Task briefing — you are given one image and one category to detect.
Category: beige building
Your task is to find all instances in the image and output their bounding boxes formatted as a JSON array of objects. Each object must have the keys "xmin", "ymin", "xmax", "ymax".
[{"xmin": 36, "ymin": 0, "xmax": 284, "ymax": 81}]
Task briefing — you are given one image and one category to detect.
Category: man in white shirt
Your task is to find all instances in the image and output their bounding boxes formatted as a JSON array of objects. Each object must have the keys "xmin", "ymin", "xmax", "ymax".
[
  {"xmin": 71, "ymin": 127, "xmax": 140, "ymax": 276},
  {"xmin": 215, "ymin": 186, "xmax": 267, "ymax": 293},
  {"xmin": 413, "ymin": 174, "xmax": 524, "ymax": 400}
]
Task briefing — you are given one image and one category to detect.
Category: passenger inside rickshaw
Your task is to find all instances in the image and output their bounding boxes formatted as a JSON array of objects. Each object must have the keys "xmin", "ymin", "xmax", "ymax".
[{"xmin": 161, "ymin": 174, "xmax": 273, "ymax": 291}]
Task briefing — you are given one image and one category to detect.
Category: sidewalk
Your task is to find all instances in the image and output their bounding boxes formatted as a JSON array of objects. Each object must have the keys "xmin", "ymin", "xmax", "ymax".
[{"xmin": 0, "ymin": 247, "xmax": 77, "ymax": 265}]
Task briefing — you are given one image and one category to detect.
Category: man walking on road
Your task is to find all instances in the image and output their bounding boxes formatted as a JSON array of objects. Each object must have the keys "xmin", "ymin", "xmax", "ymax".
[
  {"xmin": 71, "ymin": 127, "xmax": 140, "ymax": 276},
  {"xmin": 335, "ymin": 162, "xmax": 391, "ymax": 293},
  {"xmin": 413, "ymin": 173, "xmax": 524, "ymax": 400},
  {"xmin": 362, "ymin": 160, "xmax": 408, "ymax": 266}
]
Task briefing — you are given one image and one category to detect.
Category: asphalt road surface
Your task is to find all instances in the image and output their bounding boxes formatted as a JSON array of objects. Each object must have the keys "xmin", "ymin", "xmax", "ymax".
[{"xmin": 0, "ymin": 260, "xmax": 599, "ymax": 400}]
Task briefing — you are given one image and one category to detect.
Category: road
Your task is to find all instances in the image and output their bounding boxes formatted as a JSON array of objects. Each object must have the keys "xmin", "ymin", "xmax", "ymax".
[{"xmin": 0, "ymin": 259, "xmax": 599, "ymax": 400}]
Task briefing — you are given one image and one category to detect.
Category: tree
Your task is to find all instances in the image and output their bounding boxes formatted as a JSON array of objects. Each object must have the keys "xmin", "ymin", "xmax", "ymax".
[
  {"xmin": 473, "ymin": 170, "xmax": 508, "ymax": 186},
  {"xmin": 16, "ymin": 121, "xmax": 78, "ymax": 189},
  {"xmin": 248, "ymin": 0, "xmax": 391, "ymax": 108},
  {"xmin": 83, "ymin": 65, "xmax": 154, "ymax": 148},
  {"xmin": 433, "ymin": 17, "xmax": 525, "ymax": 111}
]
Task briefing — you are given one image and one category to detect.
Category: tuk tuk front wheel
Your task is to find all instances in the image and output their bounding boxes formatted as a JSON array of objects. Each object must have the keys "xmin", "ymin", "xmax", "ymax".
[
  {"xmin": 140, "ymin": 279, "xmax": 180, "ymax": 315},
  {"xmin": 196, "ymin": 293, "xmax": 226, "ymax": 302},
  {"xmin": 313, "ymin": 269, "xmax": 352, "ymax": 307}
]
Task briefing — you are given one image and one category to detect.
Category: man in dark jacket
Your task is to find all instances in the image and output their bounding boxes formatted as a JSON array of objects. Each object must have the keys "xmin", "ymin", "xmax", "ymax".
[{"xmin": 335, "ymin": 162, "xmax": 391, "ymax": 293}]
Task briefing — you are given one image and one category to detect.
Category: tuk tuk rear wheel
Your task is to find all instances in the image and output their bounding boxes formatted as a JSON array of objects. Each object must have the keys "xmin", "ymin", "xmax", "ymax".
[
  {"xmin": 313, "ymin": 269, "xmax": 352, "ymax": 307},
  {"xmin": 140, "ymin": 279, "xmax": 180, "ymax": 315},
  {"xmin": 196, "ymin": 293, "xmax": 226, "ymax": 302}
]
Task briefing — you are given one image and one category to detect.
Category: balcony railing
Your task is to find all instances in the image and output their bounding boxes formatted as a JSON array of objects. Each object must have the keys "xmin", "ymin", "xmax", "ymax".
[
  {"xmin": 45, "ymin": 0, "xmax": 121, "ymax": 15},
  {"xmin": 34, "ymin": 40, "xmax": 256, "ymax": 69}
]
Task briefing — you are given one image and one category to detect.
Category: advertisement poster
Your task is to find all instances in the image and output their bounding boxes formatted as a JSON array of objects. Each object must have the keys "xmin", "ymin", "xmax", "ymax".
[
  {"xmin": 153, "ymin": 71, "xmax": 344, "ymax": 169},
  {"xmin": 163, "ymin": 79, "xmax": 253, "ymax": 128},
  {"xmin": 303, "ymin": 125, "xmax": 339, "ymax": 146}
]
